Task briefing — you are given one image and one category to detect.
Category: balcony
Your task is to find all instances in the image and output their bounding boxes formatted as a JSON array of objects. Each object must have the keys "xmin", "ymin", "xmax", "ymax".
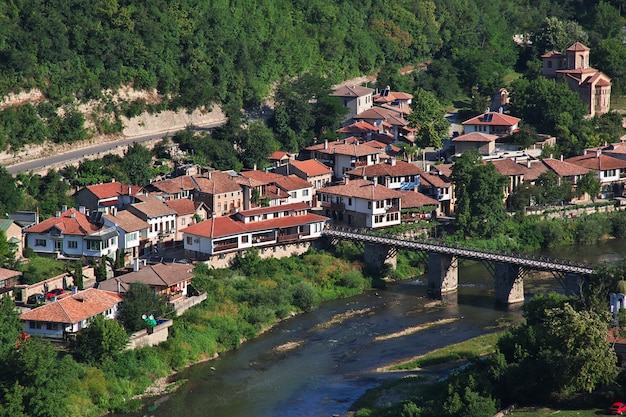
[
  {"xmin": 213, "ymin": 242, "xmax": 238, "ymax": 252},
  {"xmin": 386, "ymin": 205, "xmax": 400, "ymax": 213},
  {"xmin": 321, "ymin": 202, "xmax": 345, "ymax": 210},
  {"xmin": 277, "ymin": 233, "xmax": 300, "ymax": 243}
]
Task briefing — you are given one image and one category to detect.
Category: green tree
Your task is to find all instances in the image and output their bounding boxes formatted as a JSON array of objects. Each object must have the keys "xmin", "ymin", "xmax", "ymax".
[
  {"xmin": 530, "ymin": 17, "xmax": 588, "ymax": 54},
  {"xmin": 407, "ymin": 88, "xmax": 450, "ymax": 149},
  {"xmin": 94, "ymin": 255, "xmax": 108, "ymax": 282},
  {"xmin": 0, "ymin": 296, "xmax": 22, "ymax": 361},
  {"xmin": 494, "ymin": 298, "xmax": 617, "ymax": 400},
  {"xmin": 118, "ymin": 282, "xmax": 167, "ymax": 332},
  {"xmin": 69, "ymin": 315, "xmax": 128, "ymax": 364},
  {"xmin": 576, "ymin": 171, "xmax": 601, "ymax": 201},
  {"xmin": 67, "ymin": 261, "xmax": 84, "ymax": 290},
  {"xmin": 122, "ymin": 143, "xmax": 153, "ymax": 186},
  {"xmin": 451, "ymin": 151, "xmax": 507, "ymax": 238}
]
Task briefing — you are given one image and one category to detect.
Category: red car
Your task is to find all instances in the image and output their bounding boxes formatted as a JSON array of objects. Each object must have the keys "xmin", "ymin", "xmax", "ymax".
[
  {"xmin": 610, "ymin": 402, "xmax": 626, "ymax": 415},
  {"xmin": 45, "ymin": 288, "xmax": 64, "ymax": 299}
]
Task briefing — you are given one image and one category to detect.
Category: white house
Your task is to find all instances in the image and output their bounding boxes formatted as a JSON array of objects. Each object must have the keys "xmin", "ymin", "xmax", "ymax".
[
  {"xmin": 318, "ymin": 178, "xmax": 403, "ymax": 229},
  {"xmin": 24, "ymin": 207, "xmax": 119, "ymax": 260},
  {"xmin": 461, "ymin": 111, "xmax": 521, "ymax": 136},
  {"xmin": 19, "ymin": 288, "xmax": 123, "ymax": 340},
  {"xmin": 345, "ymin": 159, "xmax": 421, "ymax": 191},
  {"xmin": 103, "ymin": 210, "xmax": 150, "ymax": 263},
  {"xmin": 127, "ymin": 195, "xmax": 178, "ymax": 250},
  {"xmin": 566, "ymin": 151, "xmax": 626, "ymax": 199},
  {"xmin": 181, "ymin": 202, "xmax": 327, "ymax": 261}
]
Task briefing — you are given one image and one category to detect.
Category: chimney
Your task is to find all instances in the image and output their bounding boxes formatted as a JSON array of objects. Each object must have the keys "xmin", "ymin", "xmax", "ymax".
[
  {"xmin": 62, "ymin": 205, "xmax": 68, "ymax": 212},
  {"xmin": 79, "ymin": 206, "xmax": 86, "ymax": 215},
  {"xmin": 324, "ymin": 140, "xmax": 328, "ymax": 150},
  {"xmin": 70, "ymin": 212, "xmax": 76, "ymax": 218},
  {"xmin": 117, "ymin": 279, "xmax": 121, "ymax": 294},
  {"xmin": 344, "ymin": 176, "xmax": 349, "ymax": 185},
  {"xmin": 560, "ymin": 155, "xmax": 563, "ymax": 161},
  {"xmin": 549, "ymin": 154, "xmax": 553, "ymax": 159},
  {"xmin": 390, "ymin": 158, "xmax": 397, "ymax": 166},
  {"xmin": 596, "ymin": 149, "xmax": 601, "ymax": 158},
  {"xmin": 134, "ymin": 258, "xmax": 140, "ymax": 272},
  {"xmin": 111, "ymin": 178, "xmax": 115, "ymax": 183},
  {"xmin": 527, "ymin": 159, "xmax": 532, "ymax": 169},
  {"xmin": 56, "ymin": 211, "xmax": 61, "ymax": 218},
  {"xmin": 253, "ymin": 164, "xmax": 257, "ymax": 171}
]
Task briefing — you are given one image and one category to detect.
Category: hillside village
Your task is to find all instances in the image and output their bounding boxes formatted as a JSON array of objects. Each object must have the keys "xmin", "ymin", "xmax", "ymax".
[{"xmin": 3, "ymin": 41, "xmax": 626, "ymax": 348}]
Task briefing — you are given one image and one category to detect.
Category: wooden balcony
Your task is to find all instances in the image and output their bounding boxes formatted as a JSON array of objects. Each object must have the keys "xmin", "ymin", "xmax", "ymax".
[
  {"xmin": 213, "ymin": 242, "xmax": 238, "ymax": 252},
  {"xmin": 386, "ymin": 205, "xmax": 400, "ymax": 213},
  {"xmin": 277, "ymin": 233, "xmax": 300, "ymax": 243}
]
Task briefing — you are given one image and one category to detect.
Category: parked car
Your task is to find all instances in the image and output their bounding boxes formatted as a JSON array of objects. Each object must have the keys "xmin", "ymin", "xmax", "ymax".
[
  {"xmin": 609, "ymin": 402, "xmax": 626, "ymax": 415},
  {"xmin": 45, "ymin": 288, "xmax": 64, "ymax": 300},
  {"xmin": 27, "ymin": 293, "xmax": 46, "ymax": 305}
]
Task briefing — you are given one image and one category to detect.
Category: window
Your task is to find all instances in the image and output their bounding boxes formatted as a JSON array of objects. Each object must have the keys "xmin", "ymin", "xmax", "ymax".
[
  {"xmin": 87, "ymin": 241, "xmax": 101, "ymax": 251},
  {"xmin": 181, "ymin": 217, "xmax": 186, "ymax": 225},
  {"xmin": 68, "ymin": 240, "xmax": 78, "ymax": 249},
  {"xmin": 303, "ymin": 189, "xmax": 309, "ymax": 197},
  {"xmin": 54, "ymin": 241, "xmax": 62, "ymax": 251},
  {"xmin": 46, "ymin": 323, "xmax": 58, "ymax": 331},
  {"xmin": 30, "ymin": 321, "xmax": 42, "ymax": 329},
  {"xmin": 170, "ymin": 220, "xmax": 175, "ymax": 229},
  {"xmin": 290, "ymin": 191, "xmax": 297, "ymax": 198},
  {"xmin": 368, "ymin": 202, "xmax": 372, "ymax": 209},
  {"xmin": 241, "ymin": 235, "xmax": 249, "ymax": 243},
  {"xmin": 348, "ymin": 198, "xmax": 352, "ymax": 206},
  {"xmin": 186, "ymin": 236, "xmax": 193, "ymax": 245},
  {"xmin": 35, "ymin": 239, "xmax": 46, "ymax": 247}
]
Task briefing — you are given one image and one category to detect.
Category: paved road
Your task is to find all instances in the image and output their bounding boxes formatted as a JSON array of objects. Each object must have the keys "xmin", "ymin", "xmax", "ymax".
[{"xmin": 6, "ymin": 121, "xmax": 225, "ymax": 175}]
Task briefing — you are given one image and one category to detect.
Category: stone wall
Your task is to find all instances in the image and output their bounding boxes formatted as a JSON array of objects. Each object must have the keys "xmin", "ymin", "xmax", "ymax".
[
  {"xmin": 127, "ymin": 319, "xmax": 173, "ymax": 350},
  {"xmin": 526, "ymin": 203, "xmax": 624, "ymax": 219},
  {"xmin": 197, "ymin": 241, "xmax": 314, "ymax": 269}
]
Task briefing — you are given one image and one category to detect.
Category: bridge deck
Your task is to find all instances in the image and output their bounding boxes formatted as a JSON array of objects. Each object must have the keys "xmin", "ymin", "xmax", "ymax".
[{"xmin": 323, "ymin": 227, "xmax": 595, "ymax": 275}]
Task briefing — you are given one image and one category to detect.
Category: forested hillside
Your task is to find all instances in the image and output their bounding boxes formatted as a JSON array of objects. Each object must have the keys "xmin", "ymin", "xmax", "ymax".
[{"xmin": 0, "ymin": 0, "xmax": 623, "ymax": 152}]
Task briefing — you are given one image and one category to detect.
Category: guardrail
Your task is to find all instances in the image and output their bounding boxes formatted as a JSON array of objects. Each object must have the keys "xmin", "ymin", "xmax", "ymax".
[{"xmin": 322, "ymin": 225, "xmax": 596, "ymax": 275}]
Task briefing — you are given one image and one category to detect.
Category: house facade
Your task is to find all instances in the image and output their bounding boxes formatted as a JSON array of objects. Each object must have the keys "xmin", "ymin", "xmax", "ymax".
[
  {"xmin": 73, "ymin": 180, "xmax": 142, "ymax": 214},
  {"xmin": 318, "ymin": 179, "xmax": 403, "ymax": 229},
  {"xmin": 566, "ymin": 151, "xmax": 626, "ymax": 199},
  {"xmin": 192, "ymin": 172, "xmax": 243, "ymax": 217},
  {"xmin": 461, "ymin": 112, "xmax": 521, "ymax": 136},
  {"xmin": 302, "ymin": 140, "xmax": 382, "ymax": 180},
  {"xmin": 20, "ymin": 288, "xmax": 123, "ymax": 340},
  {"xmin": 181, "ymin": 202, "xmax": 327, "ymax": 262},
  {"xmin": 330, "ymin": 84, "xmax": 374, "ymax": 123},
  {"xmin": 345, "ymin": 159, "xmax": 421, "ymax": 191},
  {"xmin": 103, "ymin": 210, "xmax": 150, "ymax": 262},
  {"xmin": 127, "ymin": 195, "xmax": 178, "ymax": 249},
  {"xmin": 164, "ymin": 199, "xmax": 209, "ymax": 241},
  {"xmin": 452, "ymin": 132, "xmax": 499, "ymax": 156},
  {"xmin": 24, "ymin": 207, "xmax": 119, "ymax": 260}
]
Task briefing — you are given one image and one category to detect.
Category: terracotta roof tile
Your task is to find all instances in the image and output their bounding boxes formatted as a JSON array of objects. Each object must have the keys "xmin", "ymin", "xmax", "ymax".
[
  {"xmin": 238, "ymin": 202, "xmax": 310, "ymax": 217},
  {"xmin": 20, "ymin": 288, "xmax": 123, "ymax": 324},
  {"xmin": 462, "ymin": 112, "xmax": 521, "ymax": 126},
  {"xmin": 85, "ymin": 182, "xmax": 142, "ymax": 199},
  {"xmin": 345, "ymin": 160, "xmax": 422, "ymax": 177},
  {"xmin": 192, "ymin": 172, "xmax": 242, "ymax": 194},
  {"xmin": 320, "ymin": 179, "xmax": 404, "ymax": 200},
  {"xmin": 420, "ymin": 172, "xmax": 451, "ymax": 188},
  {"xmin": 149, "ymin": 176, "xmax": 196, "ymax": 194},
  {"xmin": 486, "ymin": 158, "xmax": 528, "ymax": 176},
  {"xmin": 131, "ymin": 195, "xmax": 178, "ymax": 218},
  {"xmin": 330, "ymin": 85, "xmax": 374, "ymax": 98},
  {"xmin": 165, "ymin": 199, "xmax": 198, "ymax": 215},
  {"xmin": 274, "ymin": 175, "xmax": 312, "ymax": 191},
  {"xmin": 26, "ymin": 208, "xmax": 101, "ymax": 235},
  {"xmin": 452, "ymin": 132, "xmax": 499, "ymax": 143},
  {"xmin": 400, "ymin": 191, "xmax": 439, "ymax": 208},
  {"xmin": 542, "ymin": 158, "xmax": 590, "ymax": 177},
  {"xmin": 99, "ymin": 263, "xmax": 194, "ymax": 289},
  {"xmin": 104, "ymin": 210, "xmax": 149, "ymax": 232},
  {"xmin": 290, "ymin": 160, "xmax": 332, "ymax": 177},
  {"xmin": 565, "ymin": 153, "xmax": 626, "ymax": 171},
  {"xmin": 0, "ymin": 268, "xmax": 20, "ymax": 281}
]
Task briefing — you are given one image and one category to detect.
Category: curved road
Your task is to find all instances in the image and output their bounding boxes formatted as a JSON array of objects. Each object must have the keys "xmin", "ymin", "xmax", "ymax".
[{"xmin": 5, "ymin": 121, "xmax": 225, "ymax": 175}]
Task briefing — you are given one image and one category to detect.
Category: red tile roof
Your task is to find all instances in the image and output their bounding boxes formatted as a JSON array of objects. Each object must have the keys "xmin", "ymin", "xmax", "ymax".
[
  {"xmin": 486, "ymin": 158, "xmax": 528, "ymax": 176},
  {"xmin": 420, "ymin": 172, "xmax": 451, "ymax": 188},
  {"xmin": 565, "ymin": 153, "xmax": 626, "ymax": 171},
  {"xmin": 150, "ymin": 176, "xmax": 196, "ymax": 194},
  {"xmin": 330, "ymin": 85, "xmax": 374, "ymax": 98},
  {"xmin": 182, "ymin": 212, "xmax": 328, "ymax": 239},
  {"xmin": 336, "ymin": 121, "xmax": 379, "ymax": 134},
  {"xmin": 26, "ymin": 208, "xmax": 101, "ymax": 235},
  {"xmin": 165, "ymin": 199, "xmax": 198, "ymax": 215},
  {"xmin": 269, "ymin": 151, "xmax": 290, "ymax": 160},
  {"xmin": 462, "ymin": 112, "xmax": 521, "ymax": 126},
  {"xmin": 20, "ymin": 288, "xmax": 123, "ymax": 324},
  {"xmin": 240, "ymin": 170, "xmax": 284, "ymax": 184},
  {"xmin": 542, "ymin": 158, "xmax": 590, "ymax": 177},
  {"xmin": 345, "ymin": 160, "xmax": 422, "ymax": 177},
  {"xmin": 290, "ymin": 160, "xmax": 332, "ymax": 177},
  {"xmin": 85, "ymin": 181, "xmax": 142, "ymax": 199},
  {"xmin": 100, "ymin": 263, "xmax": 194, "ymax": 289},
  {"xmin": 131, "ymin": 195, "xmax": 178, "ymax": 218},
  {"xmin": 452, "ymin": 132, "xmax": 498, "ymax": 143},
  {"xmin": 274, "ymin": 175, "xmax": 313, "ymax": 191},
  {"xmin": 0, "ymin": 268, "xmax": 20, "ymax": 281},
  {"xmin": 400, "ymin": 191, "xmax": 439, "ymax": 208},
  {"xmin": 192, "ymin": 172, "xmax": 242, "ymax": 194},
  {"xmin": 104, "ymin": 210, "xmax": 149, "ymax": 232},
  {"xmin": 320, "ymin": 179, "xmax": 404, "ymax": 200},
  {"xmin": 567, "ymin": 42, "xmax": 590, "ymax": 51}
]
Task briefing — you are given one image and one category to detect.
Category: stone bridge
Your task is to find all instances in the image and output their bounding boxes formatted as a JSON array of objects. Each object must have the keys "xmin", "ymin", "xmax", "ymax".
[{"xmin": 323, "ymin": 226, "xmax": 595, "ymax": 304}]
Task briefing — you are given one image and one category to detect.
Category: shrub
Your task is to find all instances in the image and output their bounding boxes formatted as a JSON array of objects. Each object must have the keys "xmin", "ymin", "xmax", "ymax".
[{"xmin": 291, "ymin": 281, "xmax": 317, "ymax": 312}]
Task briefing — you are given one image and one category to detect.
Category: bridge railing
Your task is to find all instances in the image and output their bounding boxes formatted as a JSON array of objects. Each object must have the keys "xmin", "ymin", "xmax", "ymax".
[{"xmin": 323, "ymin": 224, "xmax": 596, "ymax": 272}]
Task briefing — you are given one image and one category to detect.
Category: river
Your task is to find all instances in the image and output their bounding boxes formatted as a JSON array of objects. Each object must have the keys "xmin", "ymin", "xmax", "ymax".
[{"xmin": 114, "ymin": 239, "xmax": 626, "ymax": 417}]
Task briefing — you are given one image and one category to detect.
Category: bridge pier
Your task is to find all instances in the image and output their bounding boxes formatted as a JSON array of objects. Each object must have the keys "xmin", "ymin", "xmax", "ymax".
[
  {"xmin": 494, "ymin": 262, "xmax": 524, "ymax": 304},
  {"xmin": 428, "ymin": 253, "xmax": 458, "ymax": 296},
  {"xmin": 363, "ymin": 242, "xmax": 397, "ymax": 270}
]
